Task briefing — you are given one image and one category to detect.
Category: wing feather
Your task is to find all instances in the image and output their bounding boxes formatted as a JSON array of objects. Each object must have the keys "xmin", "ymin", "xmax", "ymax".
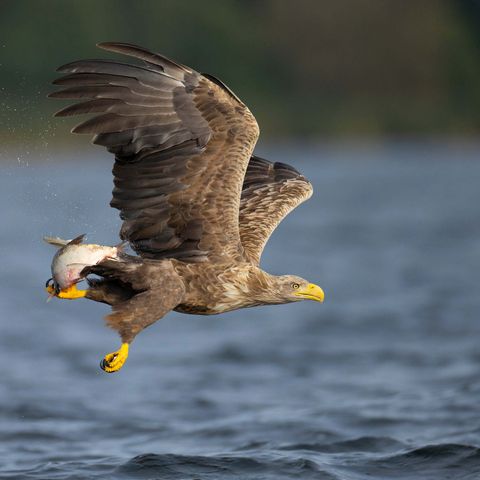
[
  {"xmin": 50, "ymin": 42, "xmax": 259, "ymax": 262},
  {"xmin": 239, "ymin": 156, "xmax": 313, "ymax": 265}
]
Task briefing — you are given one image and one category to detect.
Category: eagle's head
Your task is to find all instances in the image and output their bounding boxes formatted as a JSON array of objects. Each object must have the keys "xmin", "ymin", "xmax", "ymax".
[{"xmin": 272, "ymin": 274, "xmax": 324, "ymax": 304}]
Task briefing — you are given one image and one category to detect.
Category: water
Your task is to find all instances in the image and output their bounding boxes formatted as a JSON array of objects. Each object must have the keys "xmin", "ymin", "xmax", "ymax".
[{"xmin": 1, "ymin": 142, "xmax": 480, "ymax": 479}]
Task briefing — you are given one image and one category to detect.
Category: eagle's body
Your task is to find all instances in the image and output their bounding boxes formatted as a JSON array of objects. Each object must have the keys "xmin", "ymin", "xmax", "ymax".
[
  {"xmin": 174, "ymin": 261, "xmax": 259, "ymax": 315},
  {"xmin": 174, "ymin": 262, "xmax": 294, "ymax": 315},
  {"xmin": 48, "ymin": 42, "xmax": 324, "ymax": 372}
]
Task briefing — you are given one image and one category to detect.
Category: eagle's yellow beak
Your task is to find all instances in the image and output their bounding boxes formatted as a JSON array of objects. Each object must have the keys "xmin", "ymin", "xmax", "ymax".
[{"xmin": 295, "ymin": 283, "xmax": 325, "ymax": 302}]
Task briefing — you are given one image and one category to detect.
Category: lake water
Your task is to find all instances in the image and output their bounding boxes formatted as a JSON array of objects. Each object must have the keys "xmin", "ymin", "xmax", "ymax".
[{"xmin": 1, "ymin": 141, "xmax": 480, "ymax": 479}]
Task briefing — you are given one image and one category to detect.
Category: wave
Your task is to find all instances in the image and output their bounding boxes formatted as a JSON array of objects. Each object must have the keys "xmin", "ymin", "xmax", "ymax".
[
  {"xmin": 278, "ymin": 435, "xmax": 406, "ymax": 453},
  {"xmin": 352, "ymin": 443, "xmax": 480, "ymax": 480},
  {"xmin": 4, "ymin": 443, "xmax": 480, "ymax": 479},
  {"xmin": 116, "ymin": 452, "xmax": 336, "ymax": 480}
]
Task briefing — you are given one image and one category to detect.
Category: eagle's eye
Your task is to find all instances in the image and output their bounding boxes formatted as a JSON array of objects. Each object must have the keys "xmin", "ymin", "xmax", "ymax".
[{"xmin": 291, "ymin": 282, "xmax": 300, "ymax": 289}]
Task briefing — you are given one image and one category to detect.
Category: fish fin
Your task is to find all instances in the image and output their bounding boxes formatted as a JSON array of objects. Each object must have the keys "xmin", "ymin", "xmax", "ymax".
[
  {"xmin": 43, "ymin": 236, "xmax": 70, "ymax": 248},
  {"xmin": 67, "ymin": 234, "xmax": 86, "ymax": 245},
  {"xmin": 115, "ymin": 241, "xmax": 128, "ymax": 253}
]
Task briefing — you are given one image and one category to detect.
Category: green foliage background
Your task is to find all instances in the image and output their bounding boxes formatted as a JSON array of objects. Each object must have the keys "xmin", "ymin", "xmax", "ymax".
[{"xmin": 1, "ymin": 0, "xmax": 480, "ymax": 143}]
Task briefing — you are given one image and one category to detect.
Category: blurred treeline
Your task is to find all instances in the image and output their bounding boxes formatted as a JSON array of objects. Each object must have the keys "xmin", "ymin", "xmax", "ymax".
[{"xmin": 1, "ymin": 0, "xmax": 480, "ymax": 143}]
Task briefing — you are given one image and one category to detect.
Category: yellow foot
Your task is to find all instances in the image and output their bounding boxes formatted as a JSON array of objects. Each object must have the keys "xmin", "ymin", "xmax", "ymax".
[
  {"xmin": 45, "ymin": 283, "xmax": 87, "ymax": 299},
  {"xmin": 100, "ymin": 343, "xmax": 129, "ymax": 373}
]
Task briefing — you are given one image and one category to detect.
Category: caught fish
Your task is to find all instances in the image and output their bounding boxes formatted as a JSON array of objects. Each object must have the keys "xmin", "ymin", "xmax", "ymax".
[{"xmin": 44, "ymin": 234, "xmax": 122, "ymax": 296}]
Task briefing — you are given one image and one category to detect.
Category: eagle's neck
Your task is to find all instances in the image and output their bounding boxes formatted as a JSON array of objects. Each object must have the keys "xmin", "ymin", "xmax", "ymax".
[
  {"xmin": 216, "ymin": 266, "xmax": 287, "ymax": 308},
  {"xmin": 247, "ymin": 269, "xmax": 289, "ymax": 306}
]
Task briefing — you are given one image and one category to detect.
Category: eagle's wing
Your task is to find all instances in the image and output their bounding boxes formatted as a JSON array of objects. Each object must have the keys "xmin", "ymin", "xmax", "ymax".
[
  {"xmin": 239, "ymin": 156, "xmax": 313, "ymax": 265},
  {"xmin": 50, "ymin": 42, "xmax": 259, "ymax": 262}
]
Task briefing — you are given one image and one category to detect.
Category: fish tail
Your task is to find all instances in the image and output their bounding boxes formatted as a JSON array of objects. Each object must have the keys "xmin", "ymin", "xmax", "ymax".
[{"xmin": 43, "ymin": 236, "xmax": 69, "ymax": 248}]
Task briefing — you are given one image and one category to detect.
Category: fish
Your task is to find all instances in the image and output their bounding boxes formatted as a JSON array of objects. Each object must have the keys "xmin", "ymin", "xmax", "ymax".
[{"xmin": 44, "ymin": 234, "xmax": 123, "ymax": 295}]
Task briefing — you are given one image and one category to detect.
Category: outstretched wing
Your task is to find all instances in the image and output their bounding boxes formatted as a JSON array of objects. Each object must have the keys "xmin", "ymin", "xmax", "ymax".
[
  {"xmin": 50, "ymin": 42, "xmax": 259, "ymax": 262},
  {"xmin": 239, "ymin": 156, "xmax": 313, "ymax": 265}
]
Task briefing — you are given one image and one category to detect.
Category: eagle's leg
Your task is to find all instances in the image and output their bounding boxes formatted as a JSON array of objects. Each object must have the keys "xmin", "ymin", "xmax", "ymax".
[
  {"xmin": 45, "ymin": 282, "xmax": 87, "ymax": 299},
  {"xmin": 88, "ymin": 259, "xmax": 186, "ymax": 373},
  {"xmin": 100, "ymin": 343, "xmax": 129, "ymax": 373},
  {"xmin": 98, "ymin": 288, "xmax": 185, "ymax": 373}
]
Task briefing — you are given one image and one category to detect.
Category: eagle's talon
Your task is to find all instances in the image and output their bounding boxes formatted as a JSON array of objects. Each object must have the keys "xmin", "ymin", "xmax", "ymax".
[{"xmin": 100, "ymin": 343, "xmax": 129, "ymax": 373}]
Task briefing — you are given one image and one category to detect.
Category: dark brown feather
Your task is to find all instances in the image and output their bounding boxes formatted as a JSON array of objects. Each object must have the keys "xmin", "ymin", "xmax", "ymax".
[
  {"xmin": 83, "ymin": 256, "xmax": 185, "ymax": 342},
  {"xmin": 97, "ymin": 42, "xmax": 192, "ymax": 79}
]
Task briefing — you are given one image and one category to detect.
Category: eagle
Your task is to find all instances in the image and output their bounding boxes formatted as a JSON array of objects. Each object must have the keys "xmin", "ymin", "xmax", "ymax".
[{"xmin": 47, "ymin": 42, "xmax": 324, "ymax": 373}]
